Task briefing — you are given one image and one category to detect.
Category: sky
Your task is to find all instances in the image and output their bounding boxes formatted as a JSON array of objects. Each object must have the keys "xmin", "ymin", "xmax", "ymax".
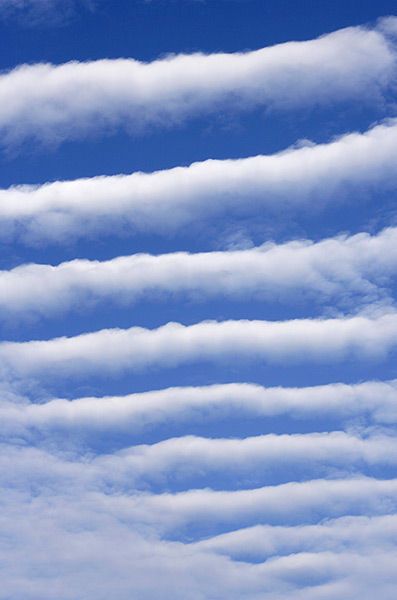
[{"xmin": 0, "ymin": 1, "xmax": 397, "ymax": 599}]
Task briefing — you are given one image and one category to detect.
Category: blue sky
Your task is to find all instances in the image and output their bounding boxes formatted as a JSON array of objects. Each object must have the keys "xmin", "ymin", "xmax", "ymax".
[{"xmin": 0, "ymin": 1, "xmax": 397, "ymax": 599}]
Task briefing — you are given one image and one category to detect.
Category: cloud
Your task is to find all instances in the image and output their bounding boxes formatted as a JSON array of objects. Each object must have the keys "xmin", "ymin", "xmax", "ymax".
[
  {"xmin": 62, "ymin": 432, "xmax": 397, "ymax": 486},
  {"xmin": 2, "ymin": 380, "xmax": 397, "ymax": 438},
  {"xmin": 194, "ymin": 514, "xmax": 397, "ymax": 561},
  {"xmin": 2, "ymin": 119, "xmax": 397, "ymax": 243},
  {"xmin": 2, "ymin": 227, "xmax": 397, "ymax": 317},
  {"xmin": 0, "ymin": 441, "xmax": 396, "ymax": 531},
  {"xmin": 1, "ymin": 487, "xmax": 396, "ymax": 599},
  {"xmin": 1, "ymin": 404, "xmax": 396, "ymax": 599},
  {"xmin": 1, "ymin": 12, "xmax": 396, "ymax": 600},
  {"xmin": 0, "ymin": 18, "xmax": 395, "ymax": 145},
  {"xmin": 1, "ymin": 435, "xmax": 396, "ymax": 599},
  {"xmin": 1, "ymin": 312, "xmax": 397, "ymax": 377},
  {"xmin": 58, "ymin": 476, "xmax": 397, "ymax": 532},
  {"xmin": 3, "ymin": 431, "xmax": 397, "ymax": 490}
]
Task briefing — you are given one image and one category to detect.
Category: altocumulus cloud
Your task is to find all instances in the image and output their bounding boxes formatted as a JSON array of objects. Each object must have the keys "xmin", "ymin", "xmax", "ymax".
[
  {"xmin": 2, "ymin": 120, "xmax": 397, "ymax": 243},
  {"xmin": 2, "ymin": 12, "xmax": 397, "ymax": 600},
  {"xmin": 0, "ymin": 17, "xmax": 395, "ymax": 145},
  {"xmin": 1, "ymin": 380, "xmax": 396, "ymax": 439},
  {"xmin": 1, "ymin": 312, "xmax": 397, "ymax": 377},
  {"xmin": 1, "ymin": 227, "xmax": 396, "ymax": 318}
]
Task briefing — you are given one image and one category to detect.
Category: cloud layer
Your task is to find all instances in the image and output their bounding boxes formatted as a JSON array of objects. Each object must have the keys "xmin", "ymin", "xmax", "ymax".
[
  {"xmin": 0, "ymin": 18, "xmax": 395, "ymax": 145},
  {"xmin": 2, "ymin": 380, "xmax": 397, "ymax": 438},
  {"xmin": 2, "ymin": 120, "xmax": 397, "ymax": 242},
  {"xmin": 1, "ymin": 312, "xmax": 397, "ymax": 377},
  {"xmin": 1, "ymin": 227, "xmax": 397, "ymax": 317},
  {"xmin": 2, "ymin": 14, "xmax": 397, "ymax": 600}
]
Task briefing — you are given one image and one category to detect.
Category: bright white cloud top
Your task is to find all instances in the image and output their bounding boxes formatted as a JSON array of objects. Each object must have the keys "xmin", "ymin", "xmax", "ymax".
[
  {"xmin": 2, "ymin": 119, "xmax": 397, "ymax": 242},
  {"xmin": 0, "ymin": 17, "xmax": 396, "ymax": 145}
]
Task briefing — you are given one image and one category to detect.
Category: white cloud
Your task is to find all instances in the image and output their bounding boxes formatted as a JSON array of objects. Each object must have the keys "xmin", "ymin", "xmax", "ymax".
[
  {"xmin": 4, "ymin": 431, "xmax": 397, "ymax": 489},
  {"xmin": 0, "ymin": 443, "xmax": 396, "ymax": 531},
  {"xmin": 0, "ymin": 439, "xmax": 396, "ymax": 599},
  {"xmin": 75, "ymin": 432, "xmax": 397, "ymax": 486},
  {"xmin": 0, "ymin": 18, "xmax": 395, "ymax": 145},
  {"xmin": 194, "ymin": 514, "xmax": 397, "ymax": 561},
  {"xmin": 85, "ymin": 476, "xmax": 397, "ymax": 531},
  {"xmin": 2, "ymin": 119, "xmax": 397, "ymax": 243},
  {"xmin": 1, "ymin": 489, "xmax": 396, "ymax": 599},
  {"xmin": 1, "ymin": 227, "xmax": 397, "ymax": 317},
  {"xmin": 2, "ymin": 380, "xmax": 396, "ymax": 438},
  {"xmin": 1, "ymin": 12, "xmax": 396, "ymax": 600},
  {"xmin": 1, "ymin": 312, "xmax": 397, "ymax": 377}
]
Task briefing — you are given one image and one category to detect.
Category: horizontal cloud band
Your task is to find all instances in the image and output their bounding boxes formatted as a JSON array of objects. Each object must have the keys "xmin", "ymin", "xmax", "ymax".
[
  {"xmin": 109, "ymin": 476, "xmax": 397, "ymax": 531},
  {"xmin": 0, "ymin": 18, "xmax": 396, "ymax": 145},
  {"xmin": 194, "ymin": 514, "xmax": 397, "ymax": 561},
  {"xmin": 1, "ymin": 313, "xmax": 397, "ymax": 376},
  {"xmin": 3, "ymin": 432, "xmax": 397, "ymax": 493},
  {"xmin": 1, "ymin": 227, "xmax": 396, "ymax": 316},
  {"xmin": 87, "ymin": 432, "xmax": 397, "ymax": 485},
  {"xmin": 2, "ymin": 380, "xmax": 397, "ymax": 436},
  {"xmin": 2, "ymin": 120, "xmax": 397, "ymax": 242}
]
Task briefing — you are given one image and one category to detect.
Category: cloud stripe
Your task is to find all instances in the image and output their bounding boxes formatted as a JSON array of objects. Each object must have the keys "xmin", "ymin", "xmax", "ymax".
[
  {"xmin": 4, "ymin": 432, "xmax": 397, "ymax": 491},
  {"xmin": 2, "ymin": 12, "xmax": 397, "ymax": 600},
  {"xmin": 2, "ymin": 119, "xmax": 397, "ymax": 243},
  {"xmin": 2, "ymin": 450, "xmax": 395, "ymax": 534},
  {"xmin": 101, "ymin": 477, "xmax": 397, "ymax": 532},
  {"xmin": 2, "ymin": 227, "xmax": 397, "ymax": 317},
  {"xmin": 87, "ymin": 433, "xmax": 397, "ymax": 488},
  {"xmin": 2, "ymin": 448, "xmax": 397, "ymax": 598},
  {"xmin": 0, "ymin": 18, "xmax": 395, "ymax": 145},
  {"xmin": 194, "ymin": 514, "xmax": 397, "ymax": 560},
  {"xmin": 1, "ymin": 313, "xmax": 397, "ymax": 376},
  {"xmin": 2, "ymin": 380, "xmax": 396, "ymax": 437},
  {"xmin": 1, "ymin": 487, "xmax": 396, "ymax": 600}
]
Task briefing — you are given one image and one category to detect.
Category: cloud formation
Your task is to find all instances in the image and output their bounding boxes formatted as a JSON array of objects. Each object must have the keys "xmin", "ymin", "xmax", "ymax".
[
  {"xmin": 1, "ymin": 487, "xmax": 396, "ymax": 600},
  {"xmin": 1, "ymin": 14, "xmax": 397, "ymax": 600},
  {"xmin": 0, "ymin": 18, "xmax": 395, "ymax": 145},
  {"xmin": 80, "ymin": 476, "xmax": 397, "ymax": 531},
  {"xmin": 2, "ymin": 380, "xmax": 397, "ymax": 437},
  {"xmin": 1, "ymin": 227, "xmax": 397, "ymax": 317},
  {"xmin": 77, "ymin": 432, "xmax": 397, "ymax": 485},
  {"xmin": 195, "ymin": 513, "xmax": 397, "ymax": 561},
  {"xmin": 1, "ymin": 312, "xmax": 397, "ymax": 377},
  {"xmin": 2, "ymin": 120, "xmax": 397, "ymax": 243}
]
